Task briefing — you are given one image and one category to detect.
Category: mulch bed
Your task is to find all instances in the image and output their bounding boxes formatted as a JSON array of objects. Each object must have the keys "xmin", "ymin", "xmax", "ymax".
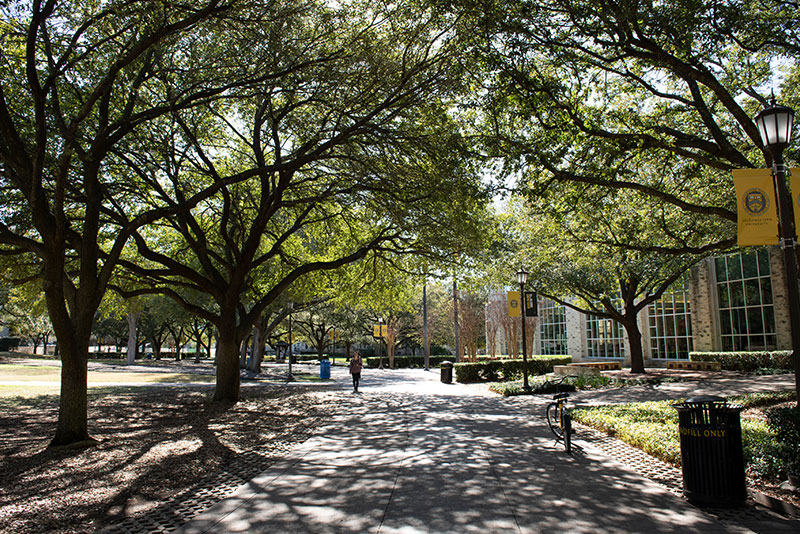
[{"xmin": 0, "ymin": 386, "xmax": 339, "ymax": 534}]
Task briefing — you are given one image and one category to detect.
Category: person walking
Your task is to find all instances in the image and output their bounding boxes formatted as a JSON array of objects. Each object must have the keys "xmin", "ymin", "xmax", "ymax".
[{"xmin": 349, "ymin": 351, "xmax": 363, "ymax": 393}]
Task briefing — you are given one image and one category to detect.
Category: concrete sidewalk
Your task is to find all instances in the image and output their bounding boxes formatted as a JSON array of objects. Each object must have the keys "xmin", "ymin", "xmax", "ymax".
[{"xmin": 176, "ymin": 369, "xmax": 798, "ymax": 534}]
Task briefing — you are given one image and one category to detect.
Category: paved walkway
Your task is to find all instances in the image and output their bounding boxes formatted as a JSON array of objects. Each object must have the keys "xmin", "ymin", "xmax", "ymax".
[{"xmin": 176, "ymin": 368, "xmax": 798, "ymax": 534}]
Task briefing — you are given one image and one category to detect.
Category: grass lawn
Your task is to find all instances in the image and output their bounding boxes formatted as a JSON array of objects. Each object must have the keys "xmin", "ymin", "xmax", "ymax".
[{"xmin": 0, "ymin": 363, "xmax": 215, "ymax": 393}]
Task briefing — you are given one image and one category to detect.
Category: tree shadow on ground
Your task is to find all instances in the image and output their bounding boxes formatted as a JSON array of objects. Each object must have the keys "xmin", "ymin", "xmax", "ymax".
[{"xmin": 0, "ymin": 385, "xmax": 334, "ymax": 534}]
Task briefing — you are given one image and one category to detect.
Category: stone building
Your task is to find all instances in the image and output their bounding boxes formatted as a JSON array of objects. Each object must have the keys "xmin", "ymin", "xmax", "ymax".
[{"xmin": 487, "ymin": 248, "xmax": 791, "ymax": 366}]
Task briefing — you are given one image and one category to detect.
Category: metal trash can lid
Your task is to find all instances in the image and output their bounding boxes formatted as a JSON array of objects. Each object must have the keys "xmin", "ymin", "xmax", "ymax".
[
  {"xmin": 673, "ymin": 395, "xmax": 726, "ymax": 410},
  {"xmin": 685, "ymin": 395, "xmax": 725, "ymax": 404}
]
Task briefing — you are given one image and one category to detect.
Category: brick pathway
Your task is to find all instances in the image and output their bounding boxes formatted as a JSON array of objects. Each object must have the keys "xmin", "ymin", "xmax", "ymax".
[{"xmin": 99, "ymin": 369, "xmax": 799, "ymax": 533}]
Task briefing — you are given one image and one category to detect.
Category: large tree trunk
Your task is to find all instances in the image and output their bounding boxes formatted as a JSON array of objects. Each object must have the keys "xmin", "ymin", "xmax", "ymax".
[
  {"xmin": 53, "ymin": 347, "xmax": 91, "ymax": 446},
  {"xmin": 126, "ymin": 312, "xmax": 138, "ymax": 365},
  {"xmin": 387, "ymin": 343, "xmax": 395, "ymax": 368},
  {"xmin": 623, "ymin": 317, "xmax": 646, "ymax": 374},
  {"xmin": 239, "ymin": 333, "xmax": 250, "ymax": 368},
  {"xmin": 214, "ymin": 330, "xmax": 241, "ymax": 402},
  {"xmin": 151, "ymin": 337, "xmax": 163, "ymax": 360},
  {"xmin": 249, "ymin": 321, "xmax": 265, "ymax": 373},
  {"xmin": 48, "ymin": 299, "xmax": 94, "ymax": 446}
]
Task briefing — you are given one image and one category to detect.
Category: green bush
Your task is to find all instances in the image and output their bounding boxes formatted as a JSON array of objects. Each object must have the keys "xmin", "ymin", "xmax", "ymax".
[
  {"xmin": 89, "ymin": 351, "xmax": 124, "ymax": 359},
  {"xmin": 490, "ymin": 377, "xmax": 577, "ymax": 396},
  {"xmin": 363, "ymin": 355, "xmax": 454, "ymax": 369},
  {"xmin": 767, "ymin": 405, "xmax": 800, "ymax": 445},
  {"xmin": 572, "ymin": 392, "xmax": 797, "ymax": 480},
  {"xmin": 765, "ymin": 405, "xmax": 800, "ymax": 476},
  {"xmin": 453, "ymin": 356, "xmax": 572, "ymax": 383},
  {"xmin": 690, "ymin": 351, "xmax": 793, "ymax": 372},
  {"xmin": 491, "ymin": 374, "xmax": 687, "ymax": 397}
]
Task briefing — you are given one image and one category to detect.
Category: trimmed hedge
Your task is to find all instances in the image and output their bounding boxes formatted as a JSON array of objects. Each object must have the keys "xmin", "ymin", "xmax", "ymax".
[
  {"xmin": 454, "ymin": 355, "xmax": 572, "ymax": 383},
  {"xmin": 363, "ymin": 355, "xmax": 454, "ymax": 369},
  {"xmin": 89, "ymin": 351, "xmax": 124, "ymax": 359},
  {"xmin": 690, "ymin": 351, "xmax": 793, "ymax": 372}
]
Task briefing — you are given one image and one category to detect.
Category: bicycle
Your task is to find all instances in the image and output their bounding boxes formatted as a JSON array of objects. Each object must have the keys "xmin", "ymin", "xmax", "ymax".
[{"xmin": 546, "ymin": 391, "xmax": 572, "ymax": 453}]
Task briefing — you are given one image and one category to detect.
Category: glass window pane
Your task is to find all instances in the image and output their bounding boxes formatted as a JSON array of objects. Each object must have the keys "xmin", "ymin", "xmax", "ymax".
[
  {"xmin": 763, "ymin": 306, "xmax": 775, "ymax": 331},
  {"xmin": 760, "ymin": 279, "xmax": 773, "ymax": 304},
  {"xmin": 745, "ymin": 280, "xmax": 761, "ymax": 306},
  {"xmin": 758, "ymin": 249, "xmax": 771, "ymax": 276},
  {"xmin": 715, "ymin": 258, "xmax": 727, "ymax": 282},
  {"xmin": 730, "ymin": 282, "xmax": 745, "ymax": 307},
  {"xmin": 750, "ymin": 335, "xmax": 766, "ymax": 351},
  {"xmin": 676, "ymin": 315, "xmax": 688, "ymax": 337},
  {"xmin": 742, "ymin": 253, "xmax": 758, "ymax": 279},
  {"xmin": 747, "ymin": 308, "xmax": 764, "ymax": 334},
  {"xmin": 718, "ymin": 284, "xmax": 730, "ymax": 308},
  {"xmin": 677, "ymin": 338, "xmax": 689, "ymax": 358},
  {"xmin": 722, "ymin": 336, "xmax": 733, "ymax": 351},
  {"xmin": 766, "ymin": 334, "xmax": 777, "ymax": 350},
  {"xmin": 727, "ymin": 255, "xmax": 742, "ymax": 280},
  {"xmin": 734, "ymin": 308, "xmax": 748, "ymax": 334},
  {"xmin": 720, "ymin": 310, "xmax": 732, "ymax": 335}
]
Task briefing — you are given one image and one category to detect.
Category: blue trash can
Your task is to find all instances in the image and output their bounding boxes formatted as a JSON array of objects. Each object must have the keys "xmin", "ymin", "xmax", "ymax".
[{"xmin": 320, "ymin": 358, "xmax": 331, "ymax": 379}]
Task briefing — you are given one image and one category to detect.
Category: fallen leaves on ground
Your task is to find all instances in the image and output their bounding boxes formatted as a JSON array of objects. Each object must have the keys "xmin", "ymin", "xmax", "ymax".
[{"xmin": 0, "ymin": 386, "xmax": 337, "ymax": 534}]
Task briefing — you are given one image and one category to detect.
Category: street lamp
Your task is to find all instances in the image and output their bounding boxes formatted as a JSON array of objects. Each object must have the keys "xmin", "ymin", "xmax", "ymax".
[
  {"xmin": 287, "ymin": 301, "xmax": 294, "ymax": 382},
  {"xmin": 378, "ymin": 317, "xmax": 385, "ymax": 370},
  {"xmin": 517, "ymin": 267, "xmax": 530, "ymax": 391},
  {"xmin": 754, "ymin": 97, "xmax": 800, "ymax": 404}
]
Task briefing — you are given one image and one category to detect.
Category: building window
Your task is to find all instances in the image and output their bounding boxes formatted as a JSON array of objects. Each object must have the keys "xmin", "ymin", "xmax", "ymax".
[
  {"xmin": 715, "ymin": 251, "xmax": 776, "ymax": 351},
  {"xmin": 538, "ymin": 298, "xmax": 567, "ymax": 355},
  {"xmin": 648, "ymin": 277, "xmax": 693, "ymax": 360},
  {"xmin": 585, "ymin": 303, "xmax": 625, "ymax": 358}
]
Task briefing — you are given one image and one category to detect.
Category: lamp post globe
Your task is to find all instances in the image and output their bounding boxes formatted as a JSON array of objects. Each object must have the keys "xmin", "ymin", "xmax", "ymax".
[
  {"xmin": 754, "ymin": 98, "xmax": 800, "ymax": 405},
  {"xmin": 517, "ymin": 267, "xmax": 528, "ymax": 286},
  {"xmin": 755, "ymin": 99, "xmax": 794, "ymax": 151}
]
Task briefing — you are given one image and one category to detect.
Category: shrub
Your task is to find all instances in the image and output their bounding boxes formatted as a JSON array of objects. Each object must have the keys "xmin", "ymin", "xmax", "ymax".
[
  {"xmin": 767, "ymin": 405, "xmax": 800, "ymax": 445},
  {"xmin": 765, "ymin": 404, "xmax": 800, "ymax": 476},
  {"xmin": 89, "ymin": 351, "xmax": 124, "ymax": 359},
  {"xmin": 490, "ymin": 378, "xmax": 577, "ymax": 396},
  {"xmin": 453, "ymin": 356, "xmax": 572, "ymax": 383},
  {"xmin": 572, "ymin": 394, "xmax": 796, "ymax": 480},
  {"xmin": 363, "ymin": 355, "xmax": 454, "ymax": 369},
  {"xmin": 690, "ymin": 351, "xmax": 793, "ymax": 372}
]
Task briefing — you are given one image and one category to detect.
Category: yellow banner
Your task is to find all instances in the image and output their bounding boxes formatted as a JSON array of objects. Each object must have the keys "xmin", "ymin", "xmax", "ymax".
[
  {"xmin": 508, "ymin": 291, "xmax": 521, "ymax": 317},
  {"xmin": 790, "ymin": 169, "xmax": 800, "ymax": 236},
  {"xmin": 733, "ymin": 168, "xmax": 778, "ymax": 246},
  {"xmin": 372, "ymin": 325, "xmax": 387, "ymax": 338}
]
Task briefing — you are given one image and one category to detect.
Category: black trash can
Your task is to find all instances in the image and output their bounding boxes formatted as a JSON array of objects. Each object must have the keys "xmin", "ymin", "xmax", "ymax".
[
  {"xmin": 440, "ymin": 361, "xmax": 453, "ymax": 384},
  {"xmin": 673, "ymin": 396, "xmax": 746, "ymax": 507}
]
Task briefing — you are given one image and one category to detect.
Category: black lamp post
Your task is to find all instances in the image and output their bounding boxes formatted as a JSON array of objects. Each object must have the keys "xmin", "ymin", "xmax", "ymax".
[
  {"xmin": 754, "ymin": 97, "xmax": 800, "ymax": 404},
  {"xmin": 517, "ymin": 267, "xmax": 530, "ymax": 391},
  {"xmin": 287, "ymin": 301, "xmax": 294, "ymax": 382},
  {"xmin": 378, "ymin": 317, "xmax": 385, "ymax": 370}
]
